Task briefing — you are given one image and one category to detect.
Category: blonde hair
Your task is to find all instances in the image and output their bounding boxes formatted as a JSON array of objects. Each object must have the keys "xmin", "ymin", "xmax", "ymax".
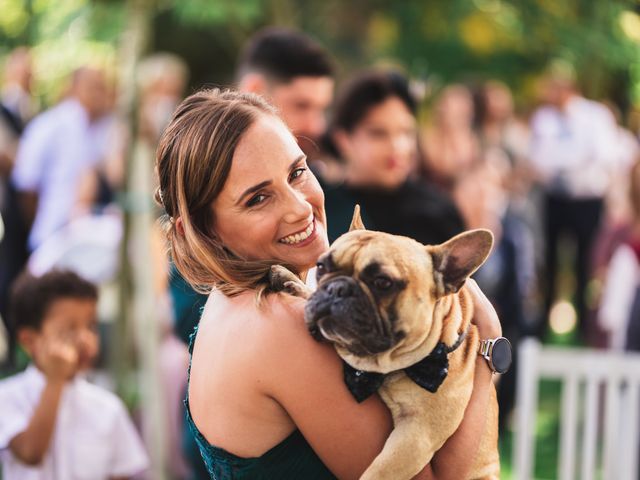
[{"xmin": 155, "ymin": 88, "xmax": 285, "ymax": 297}]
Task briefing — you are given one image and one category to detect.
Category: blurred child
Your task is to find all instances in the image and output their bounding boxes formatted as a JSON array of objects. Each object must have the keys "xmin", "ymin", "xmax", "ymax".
[{"xmin": 0, "ymin": 270, "xmax": 148, "ymax": 479}]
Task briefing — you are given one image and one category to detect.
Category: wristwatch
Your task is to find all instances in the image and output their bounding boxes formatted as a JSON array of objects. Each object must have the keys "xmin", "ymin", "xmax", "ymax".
[{"xmin": 478, "ymin": 337, "xmax": 512, "ymax": 374}]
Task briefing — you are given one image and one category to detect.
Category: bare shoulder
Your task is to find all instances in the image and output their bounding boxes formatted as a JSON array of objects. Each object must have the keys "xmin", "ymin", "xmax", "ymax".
[
  {"xmin": 255, "ymin": 292, "xmax": 337, "ymax": 361},
  {"xmin": 193, "ymin": 289, "xmax": 325, "ymax": 365},
  {"xmin": 261, "ymin": 290, "xmax": 307, "ymax": 318},
  {"xmin": 259, "ymin": 292, "xmax": 308, "ymax": 332},
  {"xmin": 248, "ymin": 291, "xmax": 348, "ymax": 395}
]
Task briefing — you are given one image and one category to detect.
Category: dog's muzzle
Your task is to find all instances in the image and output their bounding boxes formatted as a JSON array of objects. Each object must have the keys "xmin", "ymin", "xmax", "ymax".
[{"xmin": 304, "ymin": 275, "xmax": 395, "ymax": 356}]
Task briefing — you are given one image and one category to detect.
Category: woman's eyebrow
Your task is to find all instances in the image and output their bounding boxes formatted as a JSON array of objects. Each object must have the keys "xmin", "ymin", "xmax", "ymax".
[
  {"xmin": 236, "ymin": 180, "xmax": 272, "ymax": 205},
  {"xmin": 235, "ymin": 155, "xmax": 307, "ymax": 206},
  {"xmin": 289, "ymin": 154, "xmax": 307, "ymax": 171}
]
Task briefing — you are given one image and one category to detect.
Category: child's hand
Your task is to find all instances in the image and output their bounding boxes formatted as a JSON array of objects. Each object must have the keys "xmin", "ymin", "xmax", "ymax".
[{"xmin": 34, "ymin": 333, "xmax": 79, "ymax": 382}]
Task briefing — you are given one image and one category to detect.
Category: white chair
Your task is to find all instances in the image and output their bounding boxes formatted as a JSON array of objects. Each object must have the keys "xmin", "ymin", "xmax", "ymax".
[{"xmin": 513, "ymin": 338, "xmax": 640, "ymax": 480}]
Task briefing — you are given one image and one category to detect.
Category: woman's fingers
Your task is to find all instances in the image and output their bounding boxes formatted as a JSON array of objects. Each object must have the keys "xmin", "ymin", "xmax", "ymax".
[{"xmin": 467, "ymin": 279, "xmax": 502, "ymax": 338}]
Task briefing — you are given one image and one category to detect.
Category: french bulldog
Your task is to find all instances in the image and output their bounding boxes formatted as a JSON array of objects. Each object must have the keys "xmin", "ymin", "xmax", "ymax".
[{"xmin": 270, "ymin": 206, "xmax": 500, "ymax": 480}]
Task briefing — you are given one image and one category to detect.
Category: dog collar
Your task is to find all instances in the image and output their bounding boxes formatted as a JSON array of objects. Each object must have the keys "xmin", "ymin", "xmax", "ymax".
[{"xmin": 343, "ymin": 325, "xmax": 470, "ymax": 403}]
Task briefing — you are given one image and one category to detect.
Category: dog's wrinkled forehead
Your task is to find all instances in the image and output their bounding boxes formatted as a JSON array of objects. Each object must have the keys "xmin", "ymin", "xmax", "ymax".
[{"xmin": 327, "ymin": 230, "xmax": 431, "ymax": 278}]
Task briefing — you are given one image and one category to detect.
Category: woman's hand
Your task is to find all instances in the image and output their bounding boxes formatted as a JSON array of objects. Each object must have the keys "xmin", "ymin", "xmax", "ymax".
[{"xmin": 466, "ymin": 279, "xmax": 502, "ymax": 339}]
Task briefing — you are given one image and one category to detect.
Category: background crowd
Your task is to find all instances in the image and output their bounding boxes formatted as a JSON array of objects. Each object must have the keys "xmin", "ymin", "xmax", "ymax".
[{"xmin": 1, "ymin": 1, "xmax": 640, "ymax": 479}]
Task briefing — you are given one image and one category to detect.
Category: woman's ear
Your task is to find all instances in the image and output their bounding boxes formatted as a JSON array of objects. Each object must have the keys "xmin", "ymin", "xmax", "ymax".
[
  {"xmin": 238, "ymin": 73, "xmax": 268, "ymax": 96},
  {"xmin": 332, "ymin": 129, "xmax": 352, "ymax": 160},
  {"xmin": 175, "ymin": 217, "xmax": 185, "ymax": 237}
]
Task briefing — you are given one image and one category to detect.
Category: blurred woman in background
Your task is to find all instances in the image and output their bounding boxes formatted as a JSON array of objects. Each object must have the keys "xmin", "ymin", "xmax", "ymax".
[
  {"xmin": 420, "ymin": 84, "xmax": 480, "ymax": 191},
  {"xmin": 320, "ymin": 70, "xmax": 465, "ymax": 245}
]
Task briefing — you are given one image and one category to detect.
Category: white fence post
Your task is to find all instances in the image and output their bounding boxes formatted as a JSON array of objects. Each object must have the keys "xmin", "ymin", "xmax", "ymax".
[
  {"xmin": 559, "ymin": 374, "xmax": 578, "ymax": 480},
  {"xmin": 580, "ymin": 377, "xmax": 599, "ymax": 480},
  {"xmin": 514, "ymin": 338, "xmax": 539, "ymax": 480}
]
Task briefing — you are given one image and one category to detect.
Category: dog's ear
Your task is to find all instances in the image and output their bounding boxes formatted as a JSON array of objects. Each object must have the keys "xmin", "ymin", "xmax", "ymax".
[
  {"xmin": 349, "ymin": 204, "xmax": 366, "ymax": 232},
  {"xmin": 427, "ymin": 229, "xmax": 494, "ymax": 295}
]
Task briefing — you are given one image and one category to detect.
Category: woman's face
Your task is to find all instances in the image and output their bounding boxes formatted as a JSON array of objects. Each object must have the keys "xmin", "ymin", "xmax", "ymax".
[
  {"xmin": 485, "ymin": 84, "xmax": 513, "ymax": 122},
  {"xmin": 436, "ymin": 87, "xmax": 473, "ymax": 128},
  {"xmin": 337, "ymin": 96, "xmax": 417, "ymax": 190},
  {"xmin": 211, "ymin": 114, "xmax": 329, "ymax": 273}
]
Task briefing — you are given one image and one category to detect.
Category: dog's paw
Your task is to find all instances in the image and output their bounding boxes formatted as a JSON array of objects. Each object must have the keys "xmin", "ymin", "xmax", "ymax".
[
  {"xmin": 269, "ymin": 265, "xmax": 311, "ymax": 298},
  {"xmin": 269, "ymin": 265, "xmax": 298, "ymax": 289},
  {"xmin": 282, "ymin": 280, "xmax": 311, "ymax": 299}
]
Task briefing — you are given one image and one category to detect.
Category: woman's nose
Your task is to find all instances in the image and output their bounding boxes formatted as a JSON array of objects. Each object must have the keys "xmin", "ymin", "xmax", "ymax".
[
  {"xmin": 305, "ymin": 112, "xmax": 326, "ymax": 141},
  {"xmin": 391, "ymin": 134, "xmax": 413, "ymax": 156},
  {"xmin": 284, "ymin": 187, "xmax": 313, "ymax": 224}
]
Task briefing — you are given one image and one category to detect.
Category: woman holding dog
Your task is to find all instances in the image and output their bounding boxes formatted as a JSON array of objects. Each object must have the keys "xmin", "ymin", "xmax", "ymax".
[{"xmin": 156, "ymin": 89, "xmax": 503, "ymax": 479}]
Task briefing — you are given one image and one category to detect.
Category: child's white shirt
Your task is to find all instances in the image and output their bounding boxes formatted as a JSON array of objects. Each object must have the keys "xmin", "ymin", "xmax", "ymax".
[{"xmin": 0, "ymin": 365, "xmax": 149, "ymax": 479}]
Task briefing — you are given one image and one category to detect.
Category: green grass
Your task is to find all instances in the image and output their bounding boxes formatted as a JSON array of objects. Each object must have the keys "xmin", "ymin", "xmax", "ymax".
[{"xmin": 499, "ymin": 379, "xmax": 563, "ymax": 480}]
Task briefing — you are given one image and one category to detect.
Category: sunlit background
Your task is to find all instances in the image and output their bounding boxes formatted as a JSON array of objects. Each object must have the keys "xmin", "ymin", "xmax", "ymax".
[{"xmin": 1, "ymin": 1, "xmax": 640, "ymax": 479}]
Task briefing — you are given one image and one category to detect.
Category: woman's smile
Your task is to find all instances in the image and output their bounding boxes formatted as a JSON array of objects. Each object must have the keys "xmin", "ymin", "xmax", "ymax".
[{"xmin": 278, "ymin": 216, "xmax": 317, "ymax": 246}]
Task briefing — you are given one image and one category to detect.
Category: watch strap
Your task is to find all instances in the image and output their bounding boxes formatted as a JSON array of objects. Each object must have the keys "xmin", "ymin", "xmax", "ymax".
[
  {"xmin": 478, "ymin": 338, "xmax": 499, "ymax": 373},
  {"xmin": 478, "ymin": 338, "xmax": 495, "ymax": 359}
]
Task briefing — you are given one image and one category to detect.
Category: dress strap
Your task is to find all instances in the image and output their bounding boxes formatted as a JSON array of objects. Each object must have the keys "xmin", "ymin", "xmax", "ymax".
[{"xmin": 187, "ymin": 324, "xmax": 199, "ymax": 355}]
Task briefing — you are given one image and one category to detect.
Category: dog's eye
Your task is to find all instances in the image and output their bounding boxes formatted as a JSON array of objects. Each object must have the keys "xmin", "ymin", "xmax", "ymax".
[
  {"xmin": 373, "ymin": 275, "xmax": 393, "ymax": 290},
  {"xmin": 316, "ymin": 262, "xmax": 326, "ymax": 278}
]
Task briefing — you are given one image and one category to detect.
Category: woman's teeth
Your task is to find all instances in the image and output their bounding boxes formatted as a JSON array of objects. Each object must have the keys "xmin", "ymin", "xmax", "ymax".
[{"xmin": 280, "ymin": 221, "xmax": 314, "ymax": 245}]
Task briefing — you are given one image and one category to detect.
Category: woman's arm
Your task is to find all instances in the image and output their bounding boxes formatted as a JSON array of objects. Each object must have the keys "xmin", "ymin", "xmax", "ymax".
[{"xmin": 416, "ymin": 279, "xmax": 503, "ymax": 480}]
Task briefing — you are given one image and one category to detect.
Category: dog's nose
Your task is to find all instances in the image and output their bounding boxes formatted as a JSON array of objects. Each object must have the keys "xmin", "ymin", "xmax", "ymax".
[{"xmin": 325, "ymin": 278, "xmax": 354, "ymax": 298}]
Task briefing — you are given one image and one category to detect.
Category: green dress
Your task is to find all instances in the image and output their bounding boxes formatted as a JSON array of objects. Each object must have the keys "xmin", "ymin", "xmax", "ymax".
[{"xmin": 185, "ymin": 329, "xmax": 337, "ymax": 480}]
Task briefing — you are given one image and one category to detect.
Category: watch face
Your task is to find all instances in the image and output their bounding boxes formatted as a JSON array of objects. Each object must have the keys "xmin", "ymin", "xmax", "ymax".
[{"xmin": 491, "ymin": 338, "xmax": 512, "ymax": 374}]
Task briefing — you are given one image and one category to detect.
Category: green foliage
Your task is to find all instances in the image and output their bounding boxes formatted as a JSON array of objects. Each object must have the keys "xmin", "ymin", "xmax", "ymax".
[
  {"xmin": 292, "ymin": 0, "xmax": 640, "ymax": 105},
  {"xmin": 0, "ymin": 0, "xmax": 127, "ymax": 105},
  {"xmin": 167, "ymin": 0, "xmax": 263, "ymax": 28},
  {"xmin": 0, "ymin": 0, "xmax": 31, "ymax": 45},
  {"xmin": 1, "ymin": 0, "xmax": 639, "ymax": 107}
]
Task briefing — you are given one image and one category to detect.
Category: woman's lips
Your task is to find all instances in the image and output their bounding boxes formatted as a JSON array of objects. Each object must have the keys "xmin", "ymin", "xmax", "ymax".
[{"xmin": 278, "ymin": 217, "xmax": 317, "ymax": 247}]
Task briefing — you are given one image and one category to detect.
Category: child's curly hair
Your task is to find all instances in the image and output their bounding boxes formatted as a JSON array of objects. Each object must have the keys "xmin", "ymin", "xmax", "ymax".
[{"xmin": 9, "ymin": 269, "xmax": 97, "ymax": 331}]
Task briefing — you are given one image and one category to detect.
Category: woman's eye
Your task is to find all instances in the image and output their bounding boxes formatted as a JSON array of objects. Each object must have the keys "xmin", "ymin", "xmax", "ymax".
[
  {"xmin": 373, "ymin": 276, "xmax": 393, "ymax": 290},
  {"xmin": 247, "ymin": 194, "xmax": 267, "ymax": 207},
  {"xmin": 404, "ymin": 128, "xmax": 417, "ymax": 138},
  {"xmin": 366, "ymin": 129, "xmax": 387, "ymax": 140},
  {"xmin": 290, "ymin": 167, "xmax": 307, "ymax": 181}
]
